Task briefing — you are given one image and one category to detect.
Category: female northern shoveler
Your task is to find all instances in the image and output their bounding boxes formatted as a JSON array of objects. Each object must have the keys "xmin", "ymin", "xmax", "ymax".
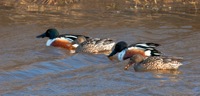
[
  {"xmin": 36, "ymin": 28, "xmax": 89, "ymax": 52},
  {"xmin": 72, "ymin": 36, "xmax": 115, "ymax": 54},
  {"xmin": 108, "ymin": 41, "xmax": 161, "ymax": 61},
  {"xmin": 125, "ymin": 54, "xmax": 183, "ymax": 71}
]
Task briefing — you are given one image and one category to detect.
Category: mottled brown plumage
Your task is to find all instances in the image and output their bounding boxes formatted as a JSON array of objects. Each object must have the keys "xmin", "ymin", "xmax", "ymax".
[
  {"xmin": 73, "ymin": 36, "xmax": 115, "ymax": 54},
  {"xmin": 125, "ymin": 54, "xmax": 183, "ymax": 71}
]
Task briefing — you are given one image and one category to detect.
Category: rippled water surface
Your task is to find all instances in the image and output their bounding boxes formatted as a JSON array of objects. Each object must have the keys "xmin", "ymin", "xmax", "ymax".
[{"xmin": 1, "ymin": 1, "xmax": 200, "ymax": 95}]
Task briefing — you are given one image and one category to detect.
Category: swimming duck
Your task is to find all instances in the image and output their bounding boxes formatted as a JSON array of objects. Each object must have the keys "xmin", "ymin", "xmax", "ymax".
[
  {"xmin": 108, "ymin": 41, "xmax": 161, "ymax": 61},
  {"xmin": 36, "ymin": 28, "xmax": 89, "ymax": 51},
  {"xmin": 72, "ymin": 36, "xmax": 115, "ymax": 54},
  {"xmin": 125, "ymin": 54, "xmax": 183, "ymax": 71}
]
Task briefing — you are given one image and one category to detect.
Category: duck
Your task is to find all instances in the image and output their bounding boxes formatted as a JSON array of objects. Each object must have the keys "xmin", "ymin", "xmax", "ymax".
[
  {"xmin": 36, "ymin": 28, "xmax": 89, "ymax": 52},
  {"xmin": 108, "ymin": 41, "xmax": 161, "ymax": 61},
  {"xmin": 72, "ymin": 36, "xmax": 115, "ymax": 54},
  {"xmin": 125, "ymin": 54, "xmax": 183, "ymax": 71}
]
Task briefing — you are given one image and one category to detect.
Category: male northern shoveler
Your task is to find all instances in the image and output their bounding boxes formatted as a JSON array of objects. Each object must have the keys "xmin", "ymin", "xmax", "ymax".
[
  {"xmin": 36, "ymin": 28, "xmax": 89, "ymax": 52},
  {"xmin": 125, "ymin": 54, "xmax": 183, "ymax": 71},
  {"xmin": 72, "ymin": 36, "xmax": 115, "ymax": 54},
  {"xmin": 108, "ymin": 41, "xmax": 161, "ymax": 61}
]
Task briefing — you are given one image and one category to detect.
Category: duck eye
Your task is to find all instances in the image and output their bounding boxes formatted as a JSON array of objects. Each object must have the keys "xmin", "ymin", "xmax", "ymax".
[{"xmin": 46, "ymin": 31, "xmax": 50, "ymax": 37}]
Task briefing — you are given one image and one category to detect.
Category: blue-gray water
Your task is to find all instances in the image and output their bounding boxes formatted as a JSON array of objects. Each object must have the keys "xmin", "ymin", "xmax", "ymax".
[{"xmin": 0, "ymin": 1, "xmax": 200, "ymax": 95}]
